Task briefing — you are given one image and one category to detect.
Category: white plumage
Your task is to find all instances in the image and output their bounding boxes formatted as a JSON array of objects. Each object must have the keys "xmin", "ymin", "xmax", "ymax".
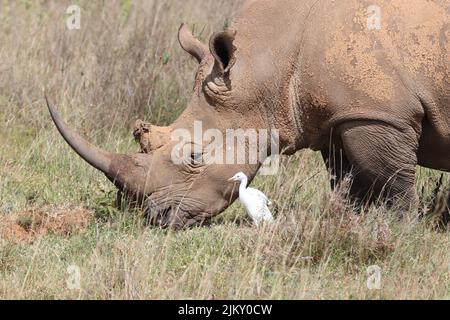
[{"xmin": 228, "ymin": 172, "xmax": 274, "ymax": 226}]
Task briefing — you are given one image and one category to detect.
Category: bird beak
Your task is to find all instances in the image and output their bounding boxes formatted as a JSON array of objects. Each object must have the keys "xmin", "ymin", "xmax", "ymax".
[{"xmin": 228, "ymin": 177, "xmax": 236, "ymax": 182}]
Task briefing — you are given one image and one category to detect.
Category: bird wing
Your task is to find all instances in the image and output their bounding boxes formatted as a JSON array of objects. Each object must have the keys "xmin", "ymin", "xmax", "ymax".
[
  {"xmin": 254, "ymin": 201, "xmax": 274, "ymax": 223},
  {"xmin": 247, "ymin": 188, "xmax": 271, "ymax": 205}
]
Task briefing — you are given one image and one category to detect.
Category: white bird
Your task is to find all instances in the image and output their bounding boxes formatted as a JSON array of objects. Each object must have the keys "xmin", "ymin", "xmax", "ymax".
[{"xmin": 228, "ymin": 172, "xmax": 274, "ymax": 226}]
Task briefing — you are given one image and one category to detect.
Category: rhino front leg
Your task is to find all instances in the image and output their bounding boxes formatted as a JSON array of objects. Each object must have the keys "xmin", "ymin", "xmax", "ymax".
[
  {"xmin": 321, "ymin": 144, "xmax": 351, "ymax": 190},
  {"xmin": 321, "ymin": 143, "xmax": 372, "ymax": 205},
  {"xmin": 336, "ymin": 120, "xmax": 420, "ymax": 213}
]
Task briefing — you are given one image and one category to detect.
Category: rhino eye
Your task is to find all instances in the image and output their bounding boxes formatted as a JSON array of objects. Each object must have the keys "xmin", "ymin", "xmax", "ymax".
[{"xmin": 189, "ymin": 152, "xmax": 203, "ymax": 166}]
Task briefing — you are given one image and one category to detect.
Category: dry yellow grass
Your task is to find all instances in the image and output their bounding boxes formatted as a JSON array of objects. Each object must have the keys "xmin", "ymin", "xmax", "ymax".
[{"xmin": 0, "ymin": 0, "xmax": 449, "ymax": 299}]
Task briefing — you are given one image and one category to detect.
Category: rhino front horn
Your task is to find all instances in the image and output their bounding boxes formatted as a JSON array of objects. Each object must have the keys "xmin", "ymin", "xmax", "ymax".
[
  {"xmin": 46, "ymin": 96, "xmax": 113, "ymax": 174},
  {"xmin": 46, "ymin": 97, "xmax": 157, "ymax": 198}
]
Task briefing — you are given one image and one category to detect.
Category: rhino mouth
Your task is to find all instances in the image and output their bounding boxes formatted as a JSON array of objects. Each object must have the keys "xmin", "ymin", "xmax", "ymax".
[{"xmin": 144, "ymin": 198, "xmax": 211, "ymax": 230}]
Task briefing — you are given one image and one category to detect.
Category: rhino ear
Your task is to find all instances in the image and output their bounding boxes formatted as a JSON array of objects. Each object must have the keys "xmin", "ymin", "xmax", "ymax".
[
  {"xmin": 178, "ymin": 24, "xmax": 208, "ymax": 63},
  {"xmin": 209, "ymin": 29, "xmax": 237, "ymax": 75}
]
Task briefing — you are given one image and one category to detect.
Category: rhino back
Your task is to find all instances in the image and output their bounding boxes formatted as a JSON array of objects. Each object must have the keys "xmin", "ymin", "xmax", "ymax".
[
  {"xmin": 298, "ymin": 0, "xmax": 450, "ymax": 146},
  {"xmin": 234, "ymin": 1, "xmax": 448, "ymax": 148}
]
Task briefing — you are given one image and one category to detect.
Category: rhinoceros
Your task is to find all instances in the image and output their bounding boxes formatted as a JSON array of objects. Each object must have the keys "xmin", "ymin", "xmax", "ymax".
[{"xmin": 47, "ymin": 0, "xmax": 449, "ymax": 229}]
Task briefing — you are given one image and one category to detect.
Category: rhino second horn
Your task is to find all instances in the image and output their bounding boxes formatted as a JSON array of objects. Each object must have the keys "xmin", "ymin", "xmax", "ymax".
[
  {"xmin": 46, "ymin": 96, "xmax": 112, "ymax": 174},
  {"xmin": 133, "ymin": 119, "xmax": 170, "ymax": 153}
]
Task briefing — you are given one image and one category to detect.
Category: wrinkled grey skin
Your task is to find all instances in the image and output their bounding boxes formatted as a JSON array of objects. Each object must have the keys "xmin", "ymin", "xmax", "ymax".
[{"xmin": 48, "ymin": 0, "xmax": 449, "ymax": 229}]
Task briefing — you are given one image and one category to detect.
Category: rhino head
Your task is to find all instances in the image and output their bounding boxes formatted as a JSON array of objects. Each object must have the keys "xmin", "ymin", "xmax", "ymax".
[{"xmin": 47, "ymin": 25, "xmax": 277, "ymax": 229}]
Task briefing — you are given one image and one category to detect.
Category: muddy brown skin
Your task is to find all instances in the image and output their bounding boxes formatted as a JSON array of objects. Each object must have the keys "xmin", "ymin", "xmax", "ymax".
[{"xmin": 49, "ymin": 0, "xmax": 449, "ymax": 229}]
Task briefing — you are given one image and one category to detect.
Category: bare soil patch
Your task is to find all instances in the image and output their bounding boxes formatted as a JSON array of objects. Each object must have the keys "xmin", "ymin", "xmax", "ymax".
[{"xmin": 0, "ymin": 207, "xmax": 93, "ymax": 244}]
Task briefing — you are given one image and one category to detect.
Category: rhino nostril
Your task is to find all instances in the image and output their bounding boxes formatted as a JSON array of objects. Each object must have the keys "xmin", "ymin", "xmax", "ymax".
[
  {"xmin": 142, "ymin": 198, "xmax": 210, "ymax": 230},
  {"xmin": 143, "ymin": 198, "xmax": 172, "ymax": 227}
]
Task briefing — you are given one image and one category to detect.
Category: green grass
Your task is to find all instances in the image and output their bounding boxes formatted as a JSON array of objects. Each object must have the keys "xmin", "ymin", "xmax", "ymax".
[
  {"xmin": 1, "ymin": 122, "xmax": 449, "ymax": 299},
  {"xmin": 0, "ymin": 0, "xmax": 449, "ymax": 300}
]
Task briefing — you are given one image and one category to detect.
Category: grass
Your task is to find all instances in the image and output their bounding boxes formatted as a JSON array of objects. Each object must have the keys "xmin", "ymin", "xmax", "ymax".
[{"xmin": 0, "ymin": 0, "xmax": 449, "ymax": 299}]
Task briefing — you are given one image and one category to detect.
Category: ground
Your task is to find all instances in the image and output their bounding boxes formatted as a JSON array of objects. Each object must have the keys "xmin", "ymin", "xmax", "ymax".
[{"xmin": 0, "ymin": 0, "xmax": 449, "ymax": 299}]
